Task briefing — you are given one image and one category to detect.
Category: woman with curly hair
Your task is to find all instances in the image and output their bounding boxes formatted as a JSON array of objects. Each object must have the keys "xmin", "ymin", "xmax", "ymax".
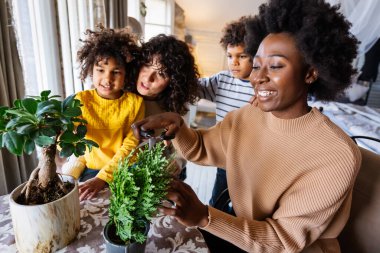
[
  {"xmin": 128, "ymin": 34, "xmax": 200, "ymax": 179},
  {"xmin": 128, "ymin": 34, "xmax": 199, "ymax": 116},
  {"xmin": 131, "ymin": 0, "xmax": 361, "ymax": 252},
  {"xmin": 62, "ymin": 26, "xmax": 145, "ymax": 200}
]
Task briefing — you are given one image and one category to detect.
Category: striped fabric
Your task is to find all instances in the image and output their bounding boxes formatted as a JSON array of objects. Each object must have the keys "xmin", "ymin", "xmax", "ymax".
[{"xmin": 199, "ymin": 71, "xmax": 254, "ymax": 121}]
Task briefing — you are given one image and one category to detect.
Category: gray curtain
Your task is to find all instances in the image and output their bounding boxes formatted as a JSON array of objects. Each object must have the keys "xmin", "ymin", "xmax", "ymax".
[
  {"xmin": 0, "ymin": 0, "xmax": 37, "ymax": 195},
  {"xmin": 104, "ymin": 0, "xmax": 128, "ymax": 28}
]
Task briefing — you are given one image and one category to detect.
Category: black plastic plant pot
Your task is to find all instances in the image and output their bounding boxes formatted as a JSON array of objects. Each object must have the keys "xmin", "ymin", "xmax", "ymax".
[{"xmin": 103, "ymin": 221, "xmax": 149, "ymax": 253}]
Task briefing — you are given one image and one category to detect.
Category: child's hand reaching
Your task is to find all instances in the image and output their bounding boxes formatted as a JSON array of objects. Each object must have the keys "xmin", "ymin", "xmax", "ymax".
[{"xmin": 78, "ymin": 177, "xmax": 106, "ymax": 201}]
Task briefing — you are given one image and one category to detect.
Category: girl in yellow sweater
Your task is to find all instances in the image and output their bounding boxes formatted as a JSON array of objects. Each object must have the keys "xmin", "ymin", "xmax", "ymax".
[{"xmin": 63, "ymin": 26, "xmax": 144, "ymax": 200}]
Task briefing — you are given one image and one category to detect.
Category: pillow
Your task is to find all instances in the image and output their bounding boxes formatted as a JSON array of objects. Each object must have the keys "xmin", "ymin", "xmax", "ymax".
[{"xmin": 344, "ymin": 82, "xmax": 370, "ymax": 102}]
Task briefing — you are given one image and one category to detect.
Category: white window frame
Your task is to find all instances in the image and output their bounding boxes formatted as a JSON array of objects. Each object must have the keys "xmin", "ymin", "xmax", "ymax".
[{"xmin": 143, "ymin": 0, "xmax": 175, "ymax": 40}]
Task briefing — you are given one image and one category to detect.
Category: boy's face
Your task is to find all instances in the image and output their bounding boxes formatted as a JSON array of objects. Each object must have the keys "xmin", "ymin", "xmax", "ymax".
[
  {"xmin": 227, "ymin": 44, "xmax": 253, "ymax": 80},
  {"xmin": 92, "ymin": 57, "xmax": 125, "ymax": 99},
  {"xmin": 136, "ymin": 56, "xmax": 170, "ymax": 99}
]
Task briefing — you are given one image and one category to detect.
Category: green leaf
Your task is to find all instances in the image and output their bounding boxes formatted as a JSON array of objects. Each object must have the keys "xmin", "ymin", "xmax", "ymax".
[
  {"xmin": 40, "ymin": 90, "xmax": 51, "ymax": 98},
  {"xmin": 21, "ymin": 98, "xmax": 38, "ymax": 114},
  {"xmin": 6, "ymin": 117, "xmax": 35, "ymax": 130},
  {"xmin": 50, "ymin": 99, "xmax": 62, "ymax": 111},
  {"xmin": 0, "ymin": 106, "xmax": 9, "ymax": 117},
  {"xmin": 40, "ymin": 127, "xmax": 57, "ymax": 137},
  {"xmin": 16, "ymin": 124, "xmax": 36, "ymax": 134},
  {"xmin": 5, "ymin": 118, "xmax": 19, "ymax": 129},
  {"xmin": 76, "ymin": 125, "xmax": 87, "ymax": 138},
  {"xmin": 59, "ymin": 143, "xmax": 74, "ymax": 157},
  {"xmin": 73, "ymin": 99, "xmax": 82, "ymax": 108},
  {"xmin": 44, "ymin": 118, "xmax": 61, "ymax": 126},
  {"xmin": 60, "ymin": 131, "xmax": 80, "ymax": 143},
  {"xmin": 24, "ymin": 139, "xmax": 35, "ymax": 155},
  {"xmin": 36, "ymin": 101, "xmax": 57, "ymax": 116},
  {"xmin": 63, "ymin": 107, "xmax": 81, "ymax": 117},
  {"xmin": 48, "ymin": 95, "xmax": 61, "ymax": 99},
  {"xmin": 83, "ymin": 139, "xmax": 99, "ymax": 148},
  {"xmin": 35, "ymin": 136, "xmax": 55, "ymax": 146},
  {"xmin": 3, "ymin": 132, "xmax": 24, "ymax": 155},
  {"xmin": 62, "ymin": 94, "xmax": 75, "ymax": 109},
  {"xmin": 65, "ymin": 122, "xmax": 74, "ymax": 132},
  {"xmin": 71, "ymin": 118, "xmax": 87, "ymax": 124},
  {"xmin": 13, "ymin": 99, "xmax": 22, "ymax": 108},
  {"xmin": 0, "ymin": 134, "xmax": 3, "ymax": 148},
  {"xmin": 5, "ymin": 109, "xmax": 29, "ymax": 117},
  {"xmin": 0, "ymin": 118, "xmax": 7, "ymax": 130},
  {"xmin": 75, "ymin": 142, "xmax": 86, "ymax": 156}
]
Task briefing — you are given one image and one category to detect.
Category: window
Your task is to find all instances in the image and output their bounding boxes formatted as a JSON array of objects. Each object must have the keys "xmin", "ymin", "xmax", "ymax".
[{"xmin": 144, "ymin": 0, "xmax": 174, "ymax": 41}]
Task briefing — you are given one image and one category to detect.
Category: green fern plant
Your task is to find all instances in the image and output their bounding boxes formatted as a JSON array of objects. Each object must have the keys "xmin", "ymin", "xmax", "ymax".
[
  {"xmin": 0, "ymin": 90, "xmax": 98, "ymax": 204},
  {"xmin": 109, "ymin": 142, "xmax": 173, "ymax": 244}
]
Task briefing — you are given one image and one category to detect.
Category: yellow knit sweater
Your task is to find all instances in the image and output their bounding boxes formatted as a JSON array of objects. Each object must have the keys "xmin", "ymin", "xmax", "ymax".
[
  {"xmin": 64, "ymin": 89, "xmax": 144, "ymax": 182},
  {"xmin": 174, "ymin": 105, "xmax": 361, "ymax": 253}
]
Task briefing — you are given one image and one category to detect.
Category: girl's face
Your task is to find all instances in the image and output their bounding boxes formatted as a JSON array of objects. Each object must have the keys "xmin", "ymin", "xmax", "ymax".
[
  {"xmin": 250, "ymin": 33, "xmax": 313, "ymax": 119},
  {"xmin": 136, "ymin": 56, "xmax": 170, "ymax": 99},
  {"xmin": 92, "ymin": 57, "xmax": 125, "ymax": 99}
]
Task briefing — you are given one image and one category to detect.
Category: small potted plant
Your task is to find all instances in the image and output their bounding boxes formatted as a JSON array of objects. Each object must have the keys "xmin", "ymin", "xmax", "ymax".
[
  {"xmin": 104, "ymin": 142, "xmax": 174, "ymax": 253},
  {"xmin": 0, "ymin": 90, "xmax": 98, "ymax": 252}
]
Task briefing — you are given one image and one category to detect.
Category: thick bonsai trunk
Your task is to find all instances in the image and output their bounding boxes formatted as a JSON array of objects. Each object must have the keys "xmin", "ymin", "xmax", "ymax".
[
  {"xmin": 20, "ymin": 145, "xmax": 70, "ymax": 205},
  {"xmin": 38, "ymin": 145, "xmax": 58, "ymax": 189}
]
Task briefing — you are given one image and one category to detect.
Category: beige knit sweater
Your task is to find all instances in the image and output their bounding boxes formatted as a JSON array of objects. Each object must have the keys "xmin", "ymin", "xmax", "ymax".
[{"xmin": 173, "ymin": 105, "xmax": 361, "ymax": 253}]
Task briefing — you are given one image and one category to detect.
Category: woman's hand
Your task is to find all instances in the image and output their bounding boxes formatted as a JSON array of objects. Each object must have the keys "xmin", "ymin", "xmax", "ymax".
[
  {"xmin": 131, "ymin": 112, "xmax": 184, "ymax": 140},
  {"xmin": 159, "ymin": 179, "xmax": 209, "ymax": 228},
  {"xmin": 78, "ymin": 177, "xmax": 106, "ymax": 201}
]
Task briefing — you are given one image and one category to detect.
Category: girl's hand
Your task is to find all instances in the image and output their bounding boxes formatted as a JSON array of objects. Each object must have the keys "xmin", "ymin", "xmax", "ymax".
[
  {"xmin": 78, "ymin": 177, "xmax": 106, "ymax": 201},
  {"xmin": 158, "ymin": 179, "xmax": 209, "ymax": 228}
]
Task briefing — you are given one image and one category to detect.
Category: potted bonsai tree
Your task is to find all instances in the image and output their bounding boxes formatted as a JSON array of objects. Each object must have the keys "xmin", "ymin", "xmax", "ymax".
[
  {"xmin": 104, "ymin": 142, "xmax": 174, "ymax": 253},
  {"xmin": 0, "ymin": 90, "xmax": 98, "ymax": 252}
]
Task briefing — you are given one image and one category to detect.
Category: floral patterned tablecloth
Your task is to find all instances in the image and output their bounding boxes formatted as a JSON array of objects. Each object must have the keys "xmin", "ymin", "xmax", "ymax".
[{"xmin": 0, "ymin": 188, "xmax": 209, "ymax": 253}]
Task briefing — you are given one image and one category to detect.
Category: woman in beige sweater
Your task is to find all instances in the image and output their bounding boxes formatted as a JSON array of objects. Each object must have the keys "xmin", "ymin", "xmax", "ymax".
[{"xmin": 132, "ymin": 0, "xmax": 361, "ymax": 252}]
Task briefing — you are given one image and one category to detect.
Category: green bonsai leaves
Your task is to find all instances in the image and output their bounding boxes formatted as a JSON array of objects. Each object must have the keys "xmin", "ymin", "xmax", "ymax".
[
  {"xmin": 109, "ymin": 143, "xmax": 173, "ymax": 244},
  {"xmin": 0, "ymin": 90, "xmax": 98, "ymax": 157}
]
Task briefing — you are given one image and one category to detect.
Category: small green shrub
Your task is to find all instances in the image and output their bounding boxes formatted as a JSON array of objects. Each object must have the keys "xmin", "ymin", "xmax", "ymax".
[
  {"xmin": 109, "ymin": 143, "xmax": 173, "ymax": 244},
  {"xmin": 0, "ymin": 90, "xmax": 99, "ymax": 204},
  {"xmin": 0, "ymin": 90, "xmax": 98, "ymax": 156}
]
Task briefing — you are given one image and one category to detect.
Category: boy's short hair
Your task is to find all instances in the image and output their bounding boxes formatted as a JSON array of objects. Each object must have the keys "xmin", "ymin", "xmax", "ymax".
[{"xmin": 220, "ymin": 16, "xmax": 251, "ymax": 50}]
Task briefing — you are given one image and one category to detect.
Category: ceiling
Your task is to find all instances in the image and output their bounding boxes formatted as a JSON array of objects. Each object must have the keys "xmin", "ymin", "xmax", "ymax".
[{"xmin": 175, "ymin": 0, "xmax": 266, "ymax": 32}]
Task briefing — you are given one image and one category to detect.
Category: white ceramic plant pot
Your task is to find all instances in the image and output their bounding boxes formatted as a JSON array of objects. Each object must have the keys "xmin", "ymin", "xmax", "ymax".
[{"xmin": 9, "ymin": 175, "xmax": 80, "ymax": 253}]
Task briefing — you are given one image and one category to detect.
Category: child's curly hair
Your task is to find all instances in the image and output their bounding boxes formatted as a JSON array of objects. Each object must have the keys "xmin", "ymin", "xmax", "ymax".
[
  {"xmin": 220, "ymin": 16, "xmax": 251, "ymax": 50},
  {"xmin": 77, "ymin": 25, "xmax": 140, "ymax": 87},
  {"xmin": 129, "ymin": 34, "xmax": 200, "ymax": 115},
  {"xmin": 245, "ymin": 0, "xmax": 359, "ymax": 101}
]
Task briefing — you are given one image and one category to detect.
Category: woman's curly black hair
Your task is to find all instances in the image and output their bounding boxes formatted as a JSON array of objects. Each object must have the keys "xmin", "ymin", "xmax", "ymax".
[
  {"xmin": 128, "ymin": 34, "xmax": 200, "ymax": 115},
  {"xmin": 220, "ymin": 16, "xmax": 251, "ymax": 50},
  {"xmin": 77, "ymin": 25, "xmax": 140, "ymax": 87},
  {"xmin": 245, "ymin": 0, "xmax": 359, "ymax": 101}
]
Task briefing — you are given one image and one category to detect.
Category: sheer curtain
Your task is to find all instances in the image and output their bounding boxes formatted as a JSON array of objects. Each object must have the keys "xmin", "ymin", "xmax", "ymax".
[
  {"xmin": 58, "ymin": 0, "xmax": 129, "ymax": 96},
  {"xmin": 327, "ymin": 0, "xmax": 380, "ymax": 56},
  {"xmin": 0, "ymin": 0, "xmax": 37, "ymax": 195}
]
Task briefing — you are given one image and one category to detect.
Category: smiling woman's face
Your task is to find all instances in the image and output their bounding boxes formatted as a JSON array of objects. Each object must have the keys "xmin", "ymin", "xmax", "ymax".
[
  {"xmin": 136, "ymin": 56, "xmax": 170, "ymax": 99},
  {"xmin": 250, "ymin": 33, "xmax": 312, "ymax": 119}
]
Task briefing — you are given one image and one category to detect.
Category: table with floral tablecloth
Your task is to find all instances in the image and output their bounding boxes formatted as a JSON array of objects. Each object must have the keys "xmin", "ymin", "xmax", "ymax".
[{"xmin": 0, "ymin": 188, "xmax": 209, "ymax": 253}]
